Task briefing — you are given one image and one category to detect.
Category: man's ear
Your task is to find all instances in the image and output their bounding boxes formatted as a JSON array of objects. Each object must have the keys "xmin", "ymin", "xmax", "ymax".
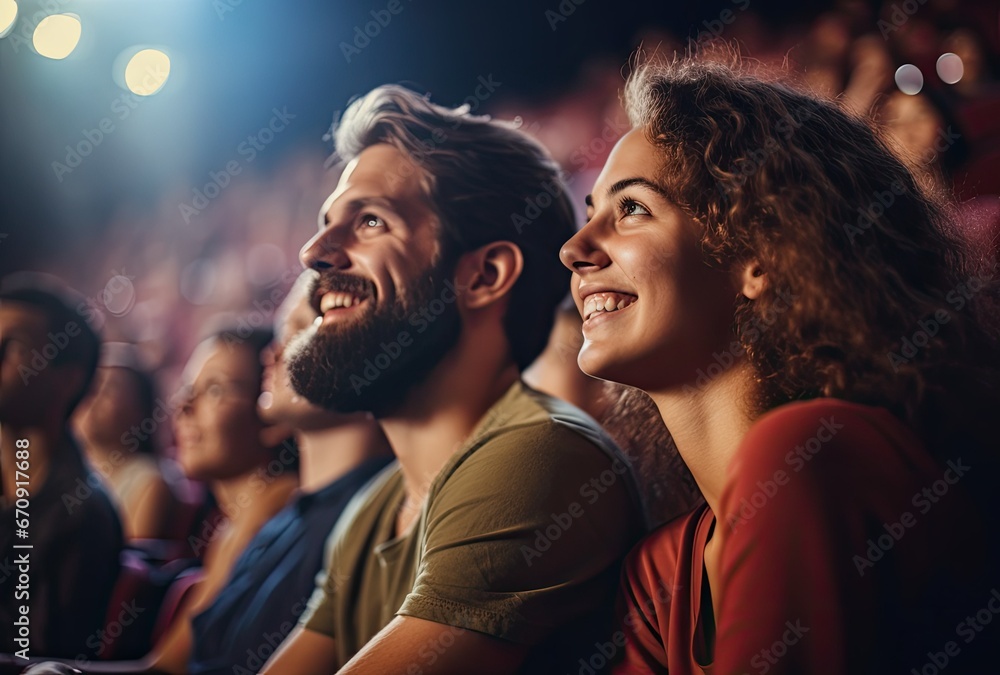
[
  {"xmin": 452, "ymin": 241, "xmax": 524, "ymax": 311},
  {"xmin": 260, "ymin": 423, "xmax": 295, "ymax": 450},
  {"xmin": 734, "ymin": 259, "xmax": 766, "ymax": 300}
]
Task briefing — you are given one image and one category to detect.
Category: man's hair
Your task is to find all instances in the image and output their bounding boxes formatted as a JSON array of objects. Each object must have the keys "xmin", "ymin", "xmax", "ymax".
[
  {"xmin": 623, "ymin": 48, "xmax": 1000, "ymax": 458},
  {"xmin": 333, "ymin": 84, "xmax": 577, "ymax": 369},
  {"xmin": 0, "ymin": 274, "xmax": 101, "ymax": 417}
]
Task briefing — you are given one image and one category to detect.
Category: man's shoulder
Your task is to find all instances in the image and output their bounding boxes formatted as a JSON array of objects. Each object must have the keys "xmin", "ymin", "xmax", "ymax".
[
  {"xmin": 430, "ymin": 383, "xmax": 644, "ymax": 520},
  {"xmin": 463, "ymin": 381, "xmax": 631, "ymax": 469}
]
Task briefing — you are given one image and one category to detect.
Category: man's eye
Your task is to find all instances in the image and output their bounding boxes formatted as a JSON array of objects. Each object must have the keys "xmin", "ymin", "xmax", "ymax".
[{"xmin": 360, "ymin": 213, "xmax": 385, "ymax": 229}]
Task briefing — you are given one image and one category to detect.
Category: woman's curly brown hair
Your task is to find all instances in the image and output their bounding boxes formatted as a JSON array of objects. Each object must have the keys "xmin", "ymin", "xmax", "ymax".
[{"xmin": 624, "ymin": 48, "xmax": 1000, "ymax": 458}]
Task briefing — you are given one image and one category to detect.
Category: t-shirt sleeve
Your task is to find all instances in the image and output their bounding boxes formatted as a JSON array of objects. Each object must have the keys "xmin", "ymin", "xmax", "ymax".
[
  {"xmin": 712, "ymin": 402, "xmax": 929, "ymax": 674},
  {"xmin": 613, "ymin": 539, "xmax": 673, "ymax": 674},
  {"xmin": 298, "ymin": 523, "xmax": 342, "ymax": 638},
  {"xmin": 398, "ymin": 423, "xmax": 639, "ymax": 645}
]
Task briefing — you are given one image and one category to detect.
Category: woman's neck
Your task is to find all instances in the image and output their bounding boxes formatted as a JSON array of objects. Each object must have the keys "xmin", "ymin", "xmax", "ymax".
[{"xmin": 647, "ymin": 359, "xmax": 757, "ymax": 520}]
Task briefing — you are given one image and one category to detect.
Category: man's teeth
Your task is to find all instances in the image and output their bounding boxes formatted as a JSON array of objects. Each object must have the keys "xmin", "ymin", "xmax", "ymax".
[
  {"xmin": 320, "ymin": 292, "xmax": 363, "ymax": 312},
  {"xmin": 583, "ymin": 293, "xmax": 637, "ymax": 320}
]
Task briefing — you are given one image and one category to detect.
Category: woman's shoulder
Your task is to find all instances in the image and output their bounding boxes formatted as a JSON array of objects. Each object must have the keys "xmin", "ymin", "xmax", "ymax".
[{"xmin": 734, "ymin": 397, "xmax": 925, "ymax": 475}]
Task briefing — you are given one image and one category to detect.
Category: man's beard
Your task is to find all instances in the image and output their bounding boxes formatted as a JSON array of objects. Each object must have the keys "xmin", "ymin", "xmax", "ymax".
[{"xmin": 285, "ymin": 260, "xmax": 461, "ymax": 417}]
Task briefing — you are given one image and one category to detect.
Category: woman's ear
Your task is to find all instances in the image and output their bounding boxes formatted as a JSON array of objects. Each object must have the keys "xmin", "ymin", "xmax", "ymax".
[
  {"xmin": 453, "ymin": 241, "xmax": 524, "ymax": 311},
  {"xmin": 736, "ymin": 260, "xmax": 766, "ymax": 300}
]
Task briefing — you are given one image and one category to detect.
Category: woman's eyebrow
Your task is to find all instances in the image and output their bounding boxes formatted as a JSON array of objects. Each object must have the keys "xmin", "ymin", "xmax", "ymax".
[
  {"xmin": 606, "ymin": 177, "xmax": 670, "ymax": 200},
  {"xmin": 586, "ymin": 176, "xmax": 670, "ymax": 208}
]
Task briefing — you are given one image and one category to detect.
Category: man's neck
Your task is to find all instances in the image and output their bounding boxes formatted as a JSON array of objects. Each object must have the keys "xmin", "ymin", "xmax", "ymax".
[
  {"xmin": 1, "ymin": 422, "xmax": 62, "ymax": 505},
  {"xmin": 296, "ymin": 417, "xmax": 392, "ymax": 494},
  {"xmin": 379, "ymin": 345, "xmax": 520, "ymax": 507}
]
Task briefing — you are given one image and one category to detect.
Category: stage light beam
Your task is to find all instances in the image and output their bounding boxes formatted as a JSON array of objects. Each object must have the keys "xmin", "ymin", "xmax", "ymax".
[{"xmin": 32, "ymin": 13, "xmax": 81, "ymax": 59}]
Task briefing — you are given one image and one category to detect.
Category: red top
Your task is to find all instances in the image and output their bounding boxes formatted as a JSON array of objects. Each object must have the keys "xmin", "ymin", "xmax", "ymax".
[{"xmin": 614, "ymin": 398, "xmax": 990, "ymax": 674}]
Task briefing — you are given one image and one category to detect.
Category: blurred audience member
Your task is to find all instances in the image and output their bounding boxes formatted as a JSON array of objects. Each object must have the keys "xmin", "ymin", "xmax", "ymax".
[
  {"xmin": 76, "ymin": 327, "xmax": 301, "ymax": 674},
  {"xmin": 880, "ymin": 89, "xmax": 970, "ymax": 191},
  {"xmin": 186, "ymin": 273, "xmax": 393, "ymax": 675},
  {"xmin": 0, "ymin": 274, "xmax": 123, "ymax": 657},
  {"xmin": 74, "ymin": 343, "xmax": 181, "ymax": 540}
]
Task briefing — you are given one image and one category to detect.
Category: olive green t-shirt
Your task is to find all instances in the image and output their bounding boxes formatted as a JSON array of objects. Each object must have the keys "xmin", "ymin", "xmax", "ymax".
[{"xmin": 299, "ymin": 380, "xmax": 646, "ymax": 672}]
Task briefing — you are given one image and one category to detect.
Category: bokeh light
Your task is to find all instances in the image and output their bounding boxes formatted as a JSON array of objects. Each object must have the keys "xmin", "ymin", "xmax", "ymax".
[
  {"xmin": 0, "ymin": 0, "xmax": 17, "ymax": 39},
  {"xmin": 32, "ymin": 13, "xmax": 81, "ymax": 60},
  {"xmin": 936, "ymin": 53, "xmax": 964, "ymax": 85},
  {"xmin": 895, "ymin": 64, "xmax": 924, "ymax": 95},
  {"xmin": 124, "ymin": 48, "xmax": 171, "ymax": 96}
]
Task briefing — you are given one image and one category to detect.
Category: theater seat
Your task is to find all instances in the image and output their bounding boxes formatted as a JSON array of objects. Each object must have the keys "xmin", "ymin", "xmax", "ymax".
[
  {"xmin": 98, "ymin": 551, "xmax": 162, "ymax": 660},
  {"xmin": 151, "ymin": 567, "xmax": 205, "ymax": 648}
]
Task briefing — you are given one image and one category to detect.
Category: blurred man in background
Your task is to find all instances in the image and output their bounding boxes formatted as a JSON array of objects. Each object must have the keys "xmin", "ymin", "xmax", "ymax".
[{"xmin": 0, "ymin": 274, "xmax": 123, "ymax": 657}]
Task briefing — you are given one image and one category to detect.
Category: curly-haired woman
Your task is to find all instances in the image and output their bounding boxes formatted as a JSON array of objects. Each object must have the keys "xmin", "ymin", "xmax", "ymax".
[{"xmin": 560, "ymin": 52, "xmax": 1000, "ymax": 674}]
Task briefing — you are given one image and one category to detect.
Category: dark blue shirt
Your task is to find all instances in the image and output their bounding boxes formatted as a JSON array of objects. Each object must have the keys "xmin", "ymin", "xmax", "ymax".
[{"xmin": 188, "ymin": 455, "xmax": 392, "ymax": 675}]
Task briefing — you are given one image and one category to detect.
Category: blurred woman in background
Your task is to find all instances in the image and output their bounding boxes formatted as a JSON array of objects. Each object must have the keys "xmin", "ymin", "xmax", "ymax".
[{"xmin": 75, "ymin": 342, "xmax": 181, "ymax": 540}]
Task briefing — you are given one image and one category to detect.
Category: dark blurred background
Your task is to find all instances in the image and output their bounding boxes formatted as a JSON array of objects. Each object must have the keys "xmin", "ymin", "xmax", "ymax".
[{"xmin": 2, "ymin": 0, "xmax": 999, "ymax": 391}]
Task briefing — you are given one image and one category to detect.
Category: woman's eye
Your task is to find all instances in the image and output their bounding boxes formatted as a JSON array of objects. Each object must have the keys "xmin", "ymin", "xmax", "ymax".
[{"xmin": 619, "ymin": 198, "xmax": 650, "ymax": 217}]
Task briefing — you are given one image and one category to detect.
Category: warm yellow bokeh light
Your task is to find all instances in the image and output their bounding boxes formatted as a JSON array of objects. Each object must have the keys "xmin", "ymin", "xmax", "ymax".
[
  {"xmin": 0, "ymin": 0, "xmax": 18, "ymax": 39},
  {"xmin": 32, "ymin": 14, "xmax": 81, "ymax": 59},
  {"xmin": 125, "ymin": 48, "xmax": 171, "ymax": 96}
]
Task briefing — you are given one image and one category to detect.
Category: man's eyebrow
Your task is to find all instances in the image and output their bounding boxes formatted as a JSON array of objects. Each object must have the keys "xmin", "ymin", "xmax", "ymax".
[{"xmin": 321, "ymin": 196, "xmax": 397, "ymax": 226}]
